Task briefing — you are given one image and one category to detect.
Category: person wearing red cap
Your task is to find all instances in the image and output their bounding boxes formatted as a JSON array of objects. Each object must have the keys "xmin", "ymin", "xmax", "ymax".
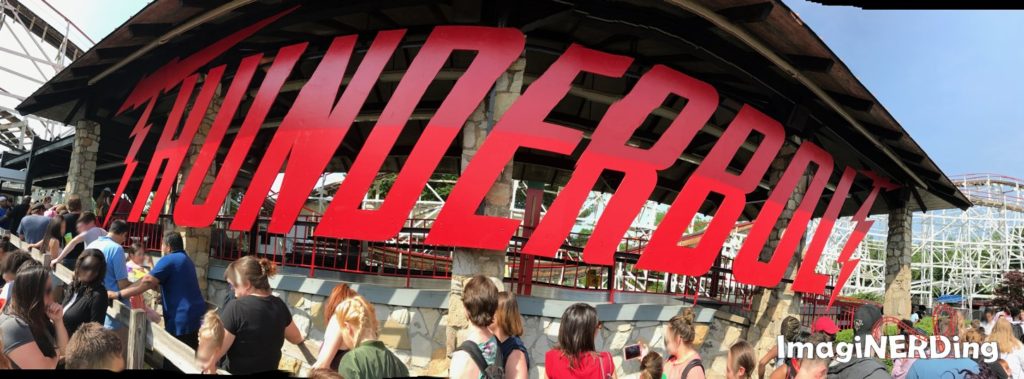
[{"xmin": 811, "ymin": 317, "xmax": 839, "ymax": 339}]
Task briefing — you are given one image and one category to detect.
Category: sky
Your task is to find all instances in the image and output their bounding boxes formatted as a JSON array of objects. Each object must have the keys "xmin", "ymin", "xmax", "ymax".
[
  {"xmin": 1, "ymin": 1, "xmax": 1021, "ymax": 179},
  {"xmin": 784, "ymin": 1, "xmax": 1024, "ymax": 179}
]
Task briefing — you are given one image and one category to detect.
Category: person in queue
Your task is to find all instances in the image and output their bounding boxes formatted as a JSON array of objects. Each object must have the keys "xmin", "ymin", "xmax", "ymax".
[
  {"xmin": 451, "ymin": 275, "xmax": 503, "ymax": 379},
  {"xmin": 334, "ymin": 295, "xmax": 408, "ymax": 379},
  {"xmin": 827, "ymin": 304, "xmax": 890, "ymax": 379},
  {"xmin": 58, "ymin": 195, "xmax": 84, "ymax": 269},
  {"xmin": 0, "ymin": 251, "xmax": 34, "ymax": 310},
  {"xmin": 313, "ymin": 282, "xmax": 359, "ymax": 370},
  {"xmin": 663, "ymin": 308, "xmax": 704, "ymax": 379},
  {"xmin": 63, "ymin": 322, "xmax": 124, "ymax": 371},
  {"xmin": 727, "ymin": 340, "xmax": 755, "ymax": 379},
  {"xmin": 196, "ymin": 310, "xmax": 224, "ymax": 372},
  {"xmin": 639, "ymin": 352, "xmax": 664, "ymax": 379},
  {"xmin": 0, "ymin": 265, "xmax": 68, "ymax": 369},
  {"xmin": 31, "ymin": 217, "xmax": 64, "ymax": 260},
  {"xmin": 17, "ymin": 203, "xmax": 49, "ymax": 245},
  {"xmin": 203, "ymin": 256, "xmax": 304, "ymax": 374},
  {"xmin": 758, "ymin": 316, "xmax": 801, "ymax": 379},
  {"xmin": 989, "ymin": 318, "xmax": 1024, "ymax": 378},
  {"xmin": 545, "ymin": 302, "xmax": 616, "ymax": 379},
  {"xmin": 82, "ymin": 219, "xmax": 129, "ymax": 330},
  {"xmin": 60, "ymin": 249, "xmax": 107, "ymax": 336},
  {"xmin": 111, "ymin": 232, "xmax": 206, "ymax": 370},
  {"xmin": 51, "ymin": 212, "xmax": 105, "ymax": 270},
  {"xmin": 493, "ymin": 291, "xmax": 529, "ymax": 379}
]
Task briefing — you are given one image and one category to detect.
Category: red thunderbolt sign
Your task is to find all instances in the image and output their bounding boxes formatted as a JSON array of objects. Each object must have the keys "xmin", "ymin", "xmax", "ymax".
[{"xmin": 110, "ymin": 10, "xmax": 898, "ymax": 303}]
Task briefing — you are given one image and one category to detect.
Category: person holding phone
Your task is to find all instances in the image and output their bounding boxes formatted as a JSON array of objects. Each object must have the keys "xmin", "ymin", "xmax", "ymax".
[{"xmin": 545, "ymin": 303, "xmax": 617, "ymax": 379}]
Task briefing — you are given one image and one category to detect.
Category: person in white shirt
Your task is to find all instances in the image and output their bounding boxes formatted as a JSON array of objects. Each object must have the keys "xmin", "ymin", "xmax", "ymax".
[
  {"xmin": 990, "ymin": 318, "xmax": 1024, "ymax": 379},
  {"xmin": 983, "ymin": 310, "xmax": 997, "ymax": 336}
]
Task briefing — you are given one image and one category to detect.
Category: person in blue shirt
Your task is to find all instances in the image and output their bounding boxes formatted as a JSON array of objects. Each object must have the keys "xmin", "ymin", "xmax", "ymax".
[
  {"xmin": 84, "ymin": 219, "xmax": 130, "ymax": 329},
  {"xmin": 111, "ymin": 231, "xmax": 206, "ymax": 371}
]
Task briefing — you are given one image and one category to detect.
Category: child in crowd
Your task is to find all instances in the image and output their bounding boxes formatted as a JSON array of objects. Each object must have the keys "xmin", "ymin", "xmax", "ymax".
[
  {"xmin": 727, "ymin": 340, "xmax": 755, "ymax": 379},
  {"xmin": 334, "ymin": 295, "xmax": 408, "ymax": 379},
  {"xmin": 451, "ymin": 275, "xmax": 503, "ymax": 379},
  {"xmin": 639, "ymin": 351, "xmax": 664, "ymax": 379},
  {"xmin": 64, "ymin": 322, "xmax": 124, "ymax": 371},
  {"xmin": 197, "ymin": 310, "xmax": 224, "ymax": 373}
]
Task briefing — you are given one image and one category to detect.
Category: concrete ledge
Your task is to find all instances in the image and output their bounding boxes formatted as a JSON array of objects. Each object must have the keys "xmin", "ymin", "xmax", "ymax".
[{"xmin": 209, "ymin": 260, "xmax": 750, "ymax": 326}]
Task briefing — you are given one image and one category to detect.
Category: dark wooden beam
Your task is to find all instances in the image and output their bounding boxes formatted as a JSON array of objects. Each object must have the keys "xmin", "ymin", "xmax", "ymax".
[
  {"xmin": 96, "ymin": 45, "xmax": 143, "ymax": 60},
  {"xmin": 128, "ymin": 23, "xmax": 173, "ymax": 38},
  {"xmin": 69, "ymin": 64, "xmax": 108, "ymax": 77},
  {"xmin": 825, "ymin": 90, "xmax": 874, "ymax": 112},
  {"xmin": 858, "ymin": 120, "xmax": 903, "ymax": 141},
  {"xmin": 716, "ymin": 2, "xmax": 774, "ymax": 23},
  {"xmin": 786, "ymin": 54, "xmax": 835, "ymax": 73}
]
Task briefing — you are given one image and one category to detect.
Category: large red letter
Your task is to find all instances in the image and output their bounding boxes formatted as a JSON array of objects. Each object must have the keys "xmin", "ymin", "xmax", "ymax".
[
  {"xmin": 315, "ymin": 26, "xmax": 525, "ymax": 240},
  {"xmin": 638, "ymin": 105, "xmax": 785, "ymax": 275},
  {"xmin": 174, "ymin": 44, "xmax": 306, "ymax": 227},
  {"xmin": 426, "ymin": 44, "xmax": 633, "ymax": 250},
  {"xmin": 230, "ymin": 31, "xmax": 404, "ymax": 233},
  {"xmin": 827, "ymin": 172, "xmax": 897, "ymax": 306},
  {"xmin": 792, "ymin": 166, "xmax": 857, "ymax": 294},
  {"xmin": 732, "ymin": 141, "xmax": 834, "ymax": 287},
  {"xmin": 131, "ymin": 66, "xmax": 225, "ymax": 223},
  {"xmin": 521, "ymin": 65, "xmax": 718, "ymax": 265}
]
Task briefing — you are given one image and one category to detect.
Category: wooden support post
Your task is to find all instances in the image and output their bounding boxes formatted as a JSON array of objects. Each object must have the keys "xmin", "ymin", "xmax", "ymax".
[{"xmin": 127, "ymin": 309, "xmax": 148, "ymax": 370}]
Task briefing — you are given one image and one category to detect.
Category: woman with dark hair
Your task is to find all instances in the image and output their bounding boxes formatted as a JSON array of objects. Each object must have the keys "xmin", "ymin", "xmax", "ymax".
[
  {"xmin": 61, "ymin": 249, "xmax": 108, "ymax": 335},
  {"xmin": 545, "ymin": 303, "xmax": 616, "ymax": 379},
  {"xmin": 0, "ymin": 265, "xmax": 68, "ymax": 369},
  {"xmin": 0, "ymin": 251, "xmax": 35, "ymax": 310},
  {"xmin": 28, "ymin": 217, "xmax": 63, "ymax": 258},
  {"xmin": 312, "ymin": 283, "xmax": 359, "ymax": 370},
  {"xmin": 203, "ymin": 256, "xmax": 303, "ymax": 374}
]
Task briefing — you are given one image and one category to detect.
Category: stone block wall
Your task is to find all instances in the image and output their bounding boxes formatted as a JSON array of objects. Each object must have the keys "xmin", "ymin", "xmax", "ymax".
[{"xmin": 205, "ymin": 262, "xmax": 748, "ymax": 379}]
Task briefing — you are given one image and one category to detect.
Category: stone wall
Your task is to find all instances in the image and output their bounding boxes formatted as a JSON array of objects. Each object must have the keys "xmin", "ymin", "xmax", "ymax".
[
  {"xmin": 884, "ymin": 190, "xmax": 913, "ymax": 319},
  {"xmin": 204, "ymin": 260, "xmax": 750, "ymax": 379},
  {"xmin": 65, "ymin": 119, "xmax": 100, "ymax": 211}
]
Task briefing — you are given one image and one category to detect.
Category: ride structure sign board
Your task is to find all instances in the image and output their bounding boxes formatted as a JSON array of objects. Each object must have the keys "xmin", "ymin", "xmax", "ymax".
[{"xmin": 107, "ymin": 8, "xmax": 897, "ymax": 305}]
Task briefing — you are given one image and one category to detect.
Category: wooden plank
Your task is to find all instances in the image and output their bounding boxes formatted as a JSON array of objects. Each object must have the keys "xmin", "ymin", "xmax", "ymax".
[{"xmin": 127, "ymin": 309, "xmax": 147, "ymax": 369}]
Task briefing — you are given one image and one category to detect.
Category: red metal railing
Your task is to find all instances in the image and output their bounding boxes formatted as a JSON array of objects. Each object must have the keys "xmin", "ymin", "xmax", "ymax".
[{"xmin": 119, "ymin": 216, "xmax": 805, "ymax": 311}]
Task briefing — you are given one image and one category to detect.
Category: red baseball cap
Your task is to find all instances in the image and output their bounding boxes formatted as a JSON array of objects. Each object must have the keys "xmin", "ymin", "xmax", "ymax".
[{"xmin": 812, "ymin": 317, "xmax": 840, "ymax": 334}]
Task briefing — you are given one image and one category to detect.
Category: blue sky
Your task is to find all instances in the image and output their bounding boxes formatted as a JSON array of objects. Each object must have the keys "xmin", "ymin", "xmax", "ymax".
[
  {"xmin": 785, "ymin": 1, "xmax": 1024, "ymax": 179},
  {"xmin": 48, "ymin": 1, "xmax": 1024, "ymax": 179}
]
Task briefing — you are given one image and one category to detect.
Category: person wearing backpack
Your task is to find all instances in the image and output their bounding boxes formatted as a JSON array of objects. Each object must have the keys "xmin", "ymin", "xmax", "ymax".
[
  {"xmin": 663, "ymin": 308, "xmax": 704, "ymax": 379},
  {"xmin": 451, "ymin": 275, "xmax": 504, "ymax": 379},
  {"xmin": 545, "ymin": 303, "xmax": 617, "ymax": 379}
]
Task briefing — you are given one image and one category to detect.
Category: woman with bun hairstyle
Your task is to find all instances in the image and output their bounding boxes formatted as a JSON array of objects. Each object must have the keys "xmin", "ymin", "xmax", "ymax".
[
  {"xmin": 203, "ymin": 256, "xmax": 304, "ymax": 374},
  {"xmin": 663, "ymin": 308, "xmax": 704, "ymax": 379}
]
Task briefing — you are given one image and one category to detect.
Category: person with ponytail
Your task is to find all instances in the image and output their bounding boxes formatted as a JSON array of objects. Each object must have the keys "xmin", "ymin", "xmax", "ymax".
[
  {"xmin": 112, "ymin": 232, "xmax": 206, "ymax": 370},
  {"xmin": 663, "ymin": 308, "xmax": 704, "ymax": 379},
  {"xmin": 0, "ymin": 265, "xmax": 68, "ymax": 369},
  {"xmin": 335, "ymin": 295, "xmax": 408, "ymax": 379},
  {"xmin": 203, "ymin": 255, "xmax": 304, "ymax": 374}
]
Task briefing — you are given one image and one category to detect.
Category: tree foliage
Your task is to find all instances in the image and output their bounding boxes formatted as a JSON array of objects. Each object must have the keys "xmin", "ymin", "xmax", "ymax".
[{"xmin": 992, "ymin": 271, "xmax": 1024, "ymax": 312}]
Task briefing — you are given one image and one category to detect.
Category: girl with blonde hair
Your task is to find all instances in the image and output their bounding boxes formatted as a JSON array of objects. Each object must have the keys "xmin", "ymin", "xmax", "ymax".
[
  {"xmin": 312, "ymin": 283, "xmax": 360, "ymax": 370},
  {"xmin": 988, "ymin": 318, "xmax": 1024, "ymax": 378},
  {"xmin": 334, "ymin": 295, "xmax": 408, "ymax": 379},
  {"xmin": 664, "ymin": 308, "xmax": 704, "ymax": 379}
]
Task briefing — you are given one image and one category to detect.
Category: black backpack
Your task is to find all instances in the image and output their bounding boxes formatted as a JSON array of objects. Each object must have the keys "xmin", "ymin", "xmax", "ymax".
[
  {"xmin": 457, "ymin": 340, "xmax": 505, "ymax": 379},
  {"xmin": 681, "ymin": 358, "xmax": 704, "ymax": 379}
]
